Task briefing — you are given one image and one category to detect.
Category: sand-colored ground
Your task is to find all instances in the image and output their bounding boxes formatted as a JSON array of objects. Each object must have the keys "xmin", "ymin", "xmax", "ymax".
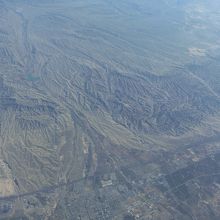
[
  {"xmin": 189, "ymin": 47, "xmax": 206, "ymax": 56},
  {"xmin": 0, "ymin": 178, "xmax": 14, "ymax": 196}
]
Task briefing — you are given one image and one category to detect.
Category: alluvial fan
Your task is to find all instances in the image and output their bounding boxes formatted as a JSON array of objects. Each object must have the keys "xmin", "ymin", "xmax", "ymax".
[{"xmin": 0, "ymin": 0, "xmax": 220, "ymax": 219}]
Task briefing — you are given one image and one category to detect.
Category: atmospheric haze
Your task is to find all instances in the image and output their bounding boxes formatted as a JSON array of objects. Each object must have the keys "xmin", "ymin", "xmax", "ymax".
[{"xmin": 0, "ymin": 0, "xmax": 220, "ymax": 219}]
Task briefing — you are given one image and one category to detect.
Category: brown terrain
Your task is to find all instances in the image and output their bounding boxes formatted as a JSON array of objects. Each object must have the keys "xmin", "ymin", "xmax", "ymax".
[{"xmin": 0, "ymin": 0, "xmax": 220, "ymax": 219}]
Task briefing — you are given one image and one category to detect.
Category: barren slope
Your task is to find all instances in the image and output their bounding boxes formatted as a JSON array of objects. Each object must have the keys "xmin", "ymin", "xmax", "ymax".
[{"xmin": 0, "ymin": 0, "xmax": 220, "ymax": 219}]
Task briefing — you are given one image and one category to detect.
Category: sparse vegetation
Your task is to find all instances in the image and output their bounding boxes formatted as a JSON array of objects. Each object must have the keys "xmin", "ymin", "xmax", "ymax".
[{"xmin": 0, "ymin": 0, "xmax": 220, "ymax": 219}]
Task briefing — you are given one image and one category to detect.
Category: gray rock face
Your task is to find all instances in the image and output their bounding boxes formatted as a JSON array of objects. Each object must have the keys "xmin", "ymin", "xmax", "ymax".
[{"xmin": 0, "ymin": 0, "xmax": 220, "ymax": 219}]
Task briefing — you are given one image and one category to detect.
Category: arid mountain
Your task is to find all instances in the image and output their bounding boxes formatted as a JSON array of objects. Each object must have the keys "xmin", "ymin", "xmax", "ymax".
[{"xmin": 0, "ymin": 0, "xmax": 220, "ymax": 219}]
